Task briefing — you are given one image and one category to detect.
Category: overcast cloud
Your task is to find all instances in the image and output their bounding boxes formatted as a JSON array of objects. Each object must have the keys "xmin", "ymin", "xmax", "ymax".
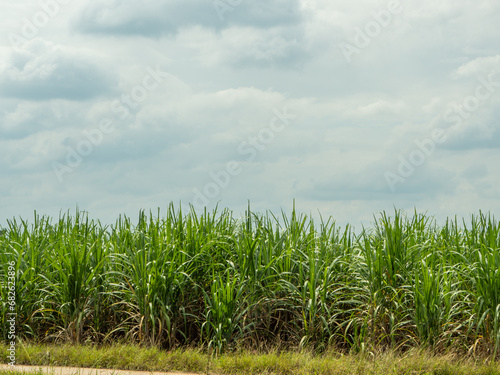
[{"xmin": 1, "ymin": 0, "xmax": 499, "ymax": 229}]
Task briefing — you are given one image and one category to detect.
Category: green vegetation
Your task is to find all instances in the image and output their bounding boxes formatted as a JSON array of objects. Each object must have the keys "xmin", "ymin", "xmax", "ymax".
[
  {"xmin": 1, "ymin": 203, "xmax": 500, "ymax": 361},
  {"xmin": 1, "ymin": 343, "xmax": 500, "ymax": 375}
]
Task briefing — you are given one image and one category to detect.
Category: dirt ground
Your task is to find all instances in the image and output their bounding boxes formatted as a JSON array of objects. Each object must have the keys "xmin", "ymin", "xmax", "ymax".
[{"xmin": 0, "ymin": 364, "xmax": 201, "ymax": 375}]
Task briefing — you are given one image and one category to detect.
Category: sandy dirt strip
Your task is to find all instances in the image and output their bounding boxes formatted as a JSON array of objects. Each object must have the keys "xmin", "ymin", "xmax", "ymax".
[{"xmin": 0, "ymin": 365, "xmax": 201, "ymax": 375}]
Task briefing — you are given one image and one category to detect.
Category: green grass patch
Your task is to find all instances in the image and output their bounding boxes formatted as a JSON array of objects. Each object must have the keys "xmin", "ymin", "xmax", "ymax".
[{"xmin": 1, "ymin": 343, "xmax": 500, "ymax": 375}]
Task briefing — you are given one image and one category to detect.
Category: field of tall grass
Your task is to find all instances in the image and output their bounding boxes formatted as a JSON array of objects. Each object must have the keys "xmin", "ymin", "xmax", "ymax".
[{"xmin": 1, "ymin": 203, "xmax": 500, "ymax": 360}]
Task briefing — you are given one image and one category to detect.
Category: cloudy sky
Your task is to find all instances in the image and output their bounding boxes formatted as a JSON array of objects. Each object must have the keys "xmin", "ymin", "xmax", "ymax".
[{"xmin": 1, "ymin": 0, "xmax": 499, "ymax": 229}]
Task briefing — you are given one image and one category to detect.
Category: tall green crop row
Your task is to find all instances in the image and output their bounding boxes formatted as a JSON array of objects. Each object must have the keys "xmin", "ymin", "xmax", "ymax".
[{"xmin": 1, "ymin": 204, "xmax": 500, "ymax": 359}]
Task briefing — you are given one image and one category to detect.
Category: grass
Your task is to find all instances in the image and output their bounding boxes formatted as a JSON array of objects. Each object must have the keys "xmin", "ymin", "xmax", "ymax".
[
  {"xmin": 1, "ymin": 342, "xmax": 500, "ymax": 375},
  {"xmin": 1, "ymin": 202, "xmax": 500, "ymax": 361}
]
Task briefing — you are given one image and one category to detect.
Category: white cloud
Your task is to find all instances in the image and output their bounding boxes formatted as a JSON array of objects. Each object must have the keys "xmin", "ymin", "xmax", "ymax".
[
  {"xmin": 453, "ymin": 55, "xmax": 500, "ymax": 78},
  {"xmin": 0, "ymin": 39, "xmax": 117, "ymax": 100}
]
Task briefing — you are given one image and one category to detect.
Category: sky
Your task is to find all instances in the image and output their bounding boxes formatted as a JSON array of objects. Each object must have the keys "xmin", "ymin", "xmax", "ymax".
[{"xmin": 0, "ymin": 0, "xmax": 499, "ymax": 230}]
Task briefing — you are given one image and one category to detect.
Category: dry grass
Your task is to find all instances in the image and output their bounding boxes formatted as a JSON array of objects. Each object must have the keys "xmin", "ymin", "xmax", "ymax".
[{"xmin": 1, "ymin": 343, "xmax": 500, "ymax": 375}]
